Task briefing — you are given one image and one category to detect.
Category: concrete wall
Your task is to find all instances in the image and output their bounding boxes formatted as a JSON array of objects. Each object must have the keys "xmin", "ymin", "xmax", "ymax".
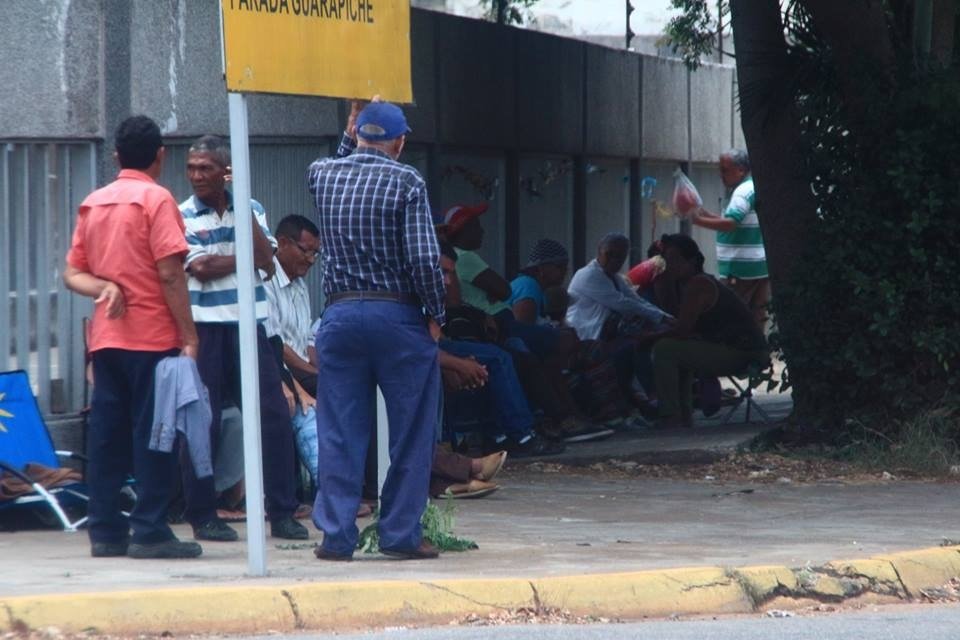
[
  {"xmin": 0, "ymin": 1, "xmax": 103, "ymax": 138},
  {"xmin": 0, "ymin": 1, "xmax": 745, "ymax": 266},
  {"xmin": 2, "ymin": 3, "xmax": 741, "ymax": 155},
  {"xmin": 584, "ymin": 159, "xmax": 630, "ymax": 259}
]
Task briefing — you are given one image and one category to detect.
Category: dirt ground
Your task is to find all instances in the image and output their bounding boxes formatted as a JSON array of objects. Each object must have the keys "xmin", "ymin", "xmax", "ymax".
[{"xmin": 516, "ymin": 451, "xmax": 960, "ymax": 486}]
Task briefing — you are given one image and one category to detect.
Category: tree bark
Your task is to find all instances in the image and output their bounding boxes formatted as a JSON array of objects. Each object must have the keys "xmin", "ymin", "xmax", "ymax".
[
  {"xmin": 728, "ymin": 0, "xmax": 820, "ymax": 420},
  {"xmin": 930, "ymin": 0, "xmax": 957, "ymax": 65}
]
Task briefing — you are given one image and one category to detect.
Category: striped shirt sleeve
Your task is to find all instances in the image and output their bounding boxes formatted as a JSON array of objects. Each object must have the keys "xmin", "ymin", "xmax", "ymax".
[{"xmin": 724, "ymin": 181, "xmax": 753, "ymax": 224}]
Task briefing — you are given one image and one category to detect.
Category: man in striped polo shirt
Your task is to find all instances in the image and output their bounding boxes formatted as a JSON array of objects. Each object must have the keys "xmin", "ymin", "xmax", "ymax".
[
  {"xmin": 690, "ymin": 149, "xmax": 770, "ymax": 329},
  {"xmin": 178, "ymin": 135, "xmax": 307, "ymax": 543}
]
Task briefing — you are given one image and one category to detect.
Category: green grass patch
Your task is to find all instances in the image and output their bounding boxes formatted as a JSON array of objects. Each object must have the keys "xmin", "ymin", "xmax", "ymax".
[
  {"xmin": 831, "ymin": 408, "xmax": 960, "ymax": 475},
  {"xmin": 357, "ymin": 499, "xmax": 478, "ymax": 554}
]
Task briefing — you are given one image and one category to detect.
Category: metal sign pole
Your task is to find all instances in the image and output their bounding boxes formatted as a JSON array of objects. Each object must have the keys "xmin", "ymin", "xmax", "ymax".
[{"xmin": 227, "ymin": 91, "xmax": 268, "ymax": 576}]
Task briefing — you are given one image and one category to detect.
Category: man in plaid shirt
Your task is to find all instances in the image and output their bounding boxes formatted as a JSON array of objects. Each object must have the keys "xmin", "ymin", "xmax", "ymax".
[{"xmin": 307, "ymin": 99, "xmax": 445, "ymax": 561}]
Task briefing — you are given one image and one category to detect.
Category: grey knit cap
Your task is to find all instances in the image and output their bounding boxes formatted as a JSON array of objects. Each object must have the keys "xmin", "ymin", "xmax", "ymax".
[{"xmin": 525, "ymin": 238, "xmax": 569, "ymax": 268}]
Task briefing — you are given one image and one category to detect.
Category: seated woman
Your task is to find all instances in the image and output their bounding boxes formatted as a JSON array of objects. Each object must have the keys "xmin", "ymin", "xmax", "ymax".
[
  {"xmin": 648, "ymin": 234, "xmax": 768, "ymax": 429},
  {"xmin": 508, "ymin": 238, "xmax": 581, "ymax": 366}
]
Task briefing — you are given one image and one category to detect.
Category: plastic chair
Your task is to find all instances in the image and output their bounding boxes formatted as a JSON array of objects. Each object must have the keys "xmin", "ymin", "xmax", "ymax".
[{"xmin": 0, "ymin": 370, "xmax": 89, "ymax": 531}]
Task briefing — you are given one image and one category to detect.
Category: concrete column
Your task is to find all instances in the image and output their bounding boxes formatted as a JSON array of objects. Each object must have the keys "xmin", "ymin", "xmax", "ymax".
[
  {"xmin": 573, "ymin": 156, "xmax": 587, "ymax": 268},
  {"xmin": 98, "ymin": 0, "xmax": 132, "ymax": 185},
  {"xmin": 505, "ymin": 150, "xmax": 520, "ymax": 277}
]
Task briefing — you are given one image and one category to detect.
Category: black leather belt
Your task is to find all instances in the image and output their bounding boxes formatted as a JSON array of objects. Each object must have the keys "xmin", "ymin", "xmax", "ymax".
[{"xmin": 326, "ymin": 290, "xmax": 421, "ymax": 306}]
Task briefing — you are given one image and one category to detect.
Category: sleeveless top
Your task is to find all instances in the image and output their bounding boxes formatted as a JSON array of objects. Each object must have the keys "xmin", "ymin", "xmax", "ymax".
[{"xmin": 694, "ymin": 276, "xmax": 767, "ymax": 353}]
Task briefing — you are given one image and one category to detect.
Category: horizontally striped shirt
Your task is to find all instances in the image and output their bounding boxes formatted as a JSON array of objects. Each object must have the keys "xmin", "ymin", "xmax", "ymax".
[
  {"xmin": 180, "ymin": 192, "xmax": 277, "ymax": 323},
  {"xmin": 716, "ymin": 177, "xmax": 768, "ymax": 279},
  {"xmin": 263, "ymin": 256, "xmax": 313, "ymax": 361},
  {"xmin": 306, "ymin": 134, "xmax": 445, "ymax": 324}
]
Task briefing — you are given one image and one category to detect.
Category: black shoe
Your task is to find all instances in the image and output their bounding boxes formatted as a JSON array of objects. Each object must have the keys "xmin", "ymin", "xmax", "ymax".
[
  {"xmin": 381, "ymin": 540, "xmax": 440, "ymax": 560},
  {"xmin": 314, "ymin": 545, "xmax": 353, "ymax": 562},
  {"xmin": 193, "ymin": 518, "xmax": 239, "ymax": 542},
  {"xmin": 505, "ymin": 434, "xmax": 565, "ymax": 459},
  {"xmin": 271, "ymin": 516, "xmax": 309, "ymax": 540},
  {"xmin": 91, "ymin": 541, "xmax": 129, "ymax": 558},
  {"xmin": 128, "ymin": 538, "xmax": 202, "ymax": 559}
]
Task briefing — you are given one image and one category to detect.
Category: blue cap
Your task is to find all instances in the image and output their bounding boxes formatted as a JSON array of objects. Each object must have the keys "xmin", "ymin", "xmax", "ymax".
[{"xmin": 356, "ymin": 102, "xmax": 411, "ymax": 142}]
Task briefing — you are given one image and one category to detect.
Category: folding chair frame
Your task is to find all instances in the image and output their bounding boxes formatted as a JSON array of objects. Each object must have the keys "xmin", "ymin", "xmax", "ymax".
[
  {"xmin": 719, "ymin": 373, "xmax": 772, "ymax": 426},
  {"xmin": 0, "ymin": 453, "xmax": 89, "ymax": 532}
]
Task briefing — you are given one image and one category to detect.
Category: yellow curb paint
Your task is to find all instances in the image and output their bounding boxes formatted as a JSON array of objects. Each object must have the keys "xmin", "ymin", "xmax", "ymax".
[
  {"xmin": 876, "ymin": 546, "xmax": 960, "ymax": 597},
  {"xmin": 804, "ymin": 574, "xmax": 846, "ymax": 598},
  {"xmin": 734, "ymin": 565, "xmax": 799, "ymax": 600},
  {"xmin": 3, "ymin": 548, "xmax": 960, "ymax": 635},
  {"xmin": 532, "ymin": 568, "xmax": 753, "ymax": 617},
  {"xmin": 0, "ymin": 586, "xmax": 293, "ymax": 635},
  {"xmin": 288, "ymin": 578, "xmax": 536, "ymax": 629},
  {"xmin": 825, "ymin": 558, "xmax": 904, "ymax": 595}
]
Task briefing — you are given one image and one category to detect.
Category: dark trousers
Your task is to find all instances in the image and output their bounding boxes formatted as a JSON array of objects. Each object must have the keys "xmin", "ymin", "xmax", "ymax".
[
  {"xmin": 87, "ymin": 348, "xmax": 179, "ymax": 545},
  {"xmin": 508, "ymin": 348, "xmax": 579, "ymax": 422},
  {"xmin": 180, "ymin": 323, "xmax": 298, "ymax": 526},
  {"xmin": 313, "ymin": 300, "xmax": 440, "ymax": 555},
  {"xmin": 439, "ymin": 339, "xmax": 535, "ymax": 441}
]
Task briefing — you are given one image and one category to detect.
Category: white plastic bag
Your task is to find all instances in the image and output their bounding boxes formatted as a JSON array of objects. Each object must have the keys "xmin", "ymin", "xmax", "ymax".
[{"xmin": 671, "ymin": 168, "xmax": 702, "ymax": 217}]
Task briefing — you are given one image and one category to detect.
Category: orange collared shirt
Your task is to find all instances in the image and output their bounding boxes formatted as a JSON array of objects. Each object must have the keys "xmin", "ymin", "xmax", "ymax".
[{"xmin": 67, "ymin": 169, "xmax": 188, "ymax": 352}]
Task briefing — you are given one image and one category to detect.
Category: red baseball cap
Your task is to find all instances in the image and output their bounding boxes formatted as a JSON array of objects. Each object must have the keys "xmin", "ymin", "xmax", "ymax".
[{"xmin": 441, "ymin": 203, "xmax": 488, "ymax": 236}]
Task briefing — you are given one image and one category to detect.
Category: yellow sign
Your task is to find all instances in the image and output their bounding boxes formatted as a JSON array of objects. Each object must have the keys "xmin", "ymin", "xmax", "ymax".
[{"xmin": 221, "ymin": 0, "xmax": 413, "ymax": 102}]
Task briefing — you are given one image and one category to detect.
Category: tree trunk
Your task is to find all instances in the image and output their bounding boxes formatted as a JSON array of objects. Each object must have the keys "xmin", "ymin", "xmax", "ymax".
[
  {"xmin": 728, "ymin": 0, "xmax": 820, "ymax": 421},
  {"xmin": 930, "ymin": 0, "xmax": 957, "ymax": 65}
]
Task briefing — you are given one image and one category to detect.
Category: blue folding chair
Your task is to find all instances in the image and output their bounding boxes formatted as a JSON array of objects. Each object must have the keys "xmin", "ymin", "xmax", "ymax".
[{"xmin": 0, "ymin": 370, "xmax": 89, "ymax": 531}]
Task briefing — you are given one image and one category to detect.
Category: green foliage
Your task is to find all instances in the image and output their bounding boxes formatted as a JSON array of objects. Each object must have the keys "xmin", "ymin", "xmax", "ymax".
[
  {"xmin": 770, "ymin": 13, "xmax": 960, "ymax": 435},
  {"xmin": 662, "ymin": 0, "xmax": 729, "ymax": 69},
  {"xmin": 478, "ymin": 0, "xmax": 539, "ymax": 26},
  {"xmin": 832, "ymin": 408, "xmax": 960, "ymax": 475},
  {"xmin": 667, "ymin": 1, "xmax": 960, "ymax": 442},
  {"xmin": 357, "ymin": 500, "xmax": 478, "ymax": 554}
]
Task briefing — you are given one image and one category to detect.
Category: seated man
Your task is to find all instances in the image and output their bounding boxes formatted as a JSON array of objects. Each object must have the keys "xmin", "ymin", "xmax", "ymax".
[
  {"xmin": 261, "ymin": 214, "xmax": 322, "ymax": 496},
  {"xmin": 646, "ymin": 234, "xmax": 769, "ymax": 428},
  {"xmin": 566, "ymin": 233, "xmax": 671, "ymax": 341},
  {"xmin": 439, "ymin": 243, "xmax": 611, "ymax": 446},
  {"xmin": 566, "ymin": 233, "xmax": 673, "ymax": 409},
  {"xmin": 443, "ymin": 205, "xmax": 571, "ymax": 363},
  {"xmin": 433, "ymin": 352, "xmax": 507, "ymax": 499},
  {"xmin": 437, "ymin": 245, "xmax": 565, "ymax": 457}
]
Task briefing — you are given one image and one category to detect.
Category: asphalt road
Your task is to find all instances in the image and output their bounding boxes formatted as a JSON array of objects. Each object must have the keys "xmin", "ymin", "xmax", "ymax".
[{"xmin": 247, "ymin": 604, "xmax": 960, "ymax": 640}]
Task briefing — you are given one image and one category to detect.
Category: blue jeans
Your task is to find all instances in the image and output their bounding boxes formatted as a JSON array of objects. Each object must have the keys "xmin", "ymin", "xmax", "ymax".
[
  {"xmin": 313, "ymin": 300, "xmax": 439, "ymax": 555},
  {"xmin": 292, "ymin": 405, "xmax": 319, "ymax": 485},
  {"xmin": 439, "ymin": 339, "xmax": 535, "ymax": 441},
  {"xmin": 494, "ymin": 310, "xmax": 559, "ymax": 360}
]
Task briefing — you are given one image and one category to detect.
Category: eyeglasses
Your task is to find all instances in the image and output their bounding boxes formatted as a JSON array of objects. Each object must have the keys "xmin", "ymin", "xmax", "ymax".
[{"xmin": 294, "ymin": 242, "xmax": 319, "ymax": 260}]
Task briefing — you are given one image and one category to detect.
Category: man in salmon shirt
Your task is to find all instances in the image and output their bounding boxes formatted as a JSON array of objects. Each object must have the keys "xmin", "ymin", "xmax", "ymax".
[{"xmin": 64, "ymin": 115, "xmax": 202, "ymax": 560}]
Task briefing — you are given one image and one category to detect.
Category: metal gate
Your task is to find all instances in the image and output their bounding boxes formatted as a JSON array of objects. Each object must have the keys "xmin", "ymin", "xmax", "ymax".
[{"xmin": 1, "ymin": 142, "xmax": 96, "ymax": 415}]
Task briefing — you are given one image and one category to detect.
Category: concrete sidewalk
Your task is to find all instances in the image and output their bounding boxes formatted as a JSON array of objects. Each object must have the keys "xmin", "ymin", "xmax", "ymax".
[{"xmin": 3, "ymin": 393, "xmax": 960, "ymax": 634}]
